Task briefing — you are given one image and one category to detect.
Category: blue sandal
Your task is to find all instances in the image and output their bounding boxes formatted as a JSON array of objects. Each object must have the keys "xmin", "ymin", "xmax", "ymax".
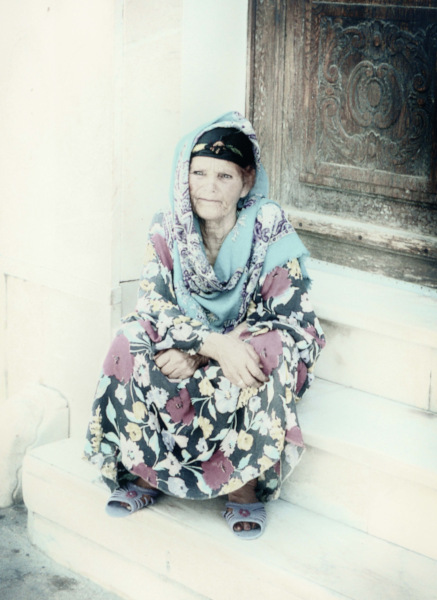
[
  {"xmin": 223, "ymin": 501, "xmax": 267, "ymax": 540},
  {"xmin": 106, "ymin": 481, "xmax": 160, "ymax": 517}
]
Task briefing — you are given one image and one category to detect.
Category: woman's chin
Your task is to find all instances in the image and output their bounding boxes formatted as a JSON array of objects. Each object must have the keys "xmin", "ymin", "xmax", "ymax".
[{"xmin": 194, "ymin": 204, "xmax": 225, "ymax": 222}]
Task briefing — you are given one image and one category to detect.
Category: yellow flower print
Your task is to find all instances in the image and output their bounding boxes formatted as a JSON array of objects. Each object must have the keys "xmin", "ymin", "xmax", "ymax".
[
  {"xmin": 258, "ymin": 455, "xmax": 274, "ymax": 472},
  {"xmin": 173, "ymin": 315, "xmax": 190, "ymax": 325},
  {"xmin": 237, "ymin": 431, "xmax": 254, "ymax": 451},
  {"xmin": 132, "ymin": 401, "xmax": 147, "ymax": 420},
  {"xmin": 275, "ymin": 437, "xmax": 285, "ymax": 454},
  {"xmin": 143, "ymin": 241, "xmax": 157, "ymax": 264},
  {"xmin": 287, "ymin": 258, "xmax": 302, "ymax": 279},
  {"xmin": 140, "ymin": 279, "xmax": 155, "ymax": 293},
  {"xmin": 89, "ymin": 406, "xmax": 103, "ymax": 453},
  {"xmin": 199, "ymin": 377, "xmax": 215, "ymax": 397},
  {"xmin": 237, "ymin": 386, "xmax": 257, "ymax": 409},
  {"xmin": 126, "ymin": 422, "xmax": 142, "ymax": 442},
  {"xmin": 198, "ymin": 416, "xmax": 213, "ymax": 439},
  {"xmin": 221, "ymin": 477, "xmax": 244, "ymax": 495},
  {"xmin": 150, "ymin": 299, "xmax": 174, "ymax": 312},
  {"xmin": 101, "ymin": 461, "xmax": 117, "ymax": 482},
  {"xmin": 246, "ymin": 299, "xmax": 257, "ymax": 317},
  {"xmin": 285, "ymin": 387, "xmax": 293, "ymax": 404},
  {"xmin": 269, "ymin": 411, "xmax": 283, "ymax": 442}
]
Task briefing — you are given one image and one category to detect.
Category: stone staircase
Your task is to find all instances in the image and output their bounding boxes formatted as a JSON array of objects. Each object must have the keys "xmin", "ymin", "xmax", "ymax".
[{"xmin": 22, "ymin": 260, "xmax": 437, "ymax": 600}]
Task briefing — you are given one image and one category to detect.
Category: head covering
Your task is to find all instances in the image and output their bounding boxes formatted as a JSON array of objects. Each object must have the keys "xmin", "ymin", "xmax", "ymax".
[
  {"xmin": 163, "ymin": 111, "xmax": 309, "ymax": 332},
  {"xmin": 191, "ymin": 127, "xmax": 255, "ymax": 168}
]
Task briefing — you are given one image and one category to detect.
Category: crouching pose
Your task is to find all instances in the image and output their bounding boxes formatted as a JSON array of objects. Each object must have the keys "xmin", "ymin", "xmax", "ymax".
[{"xmin": 85, "ymin": 111, "xmax": 325, "ymax": 540}]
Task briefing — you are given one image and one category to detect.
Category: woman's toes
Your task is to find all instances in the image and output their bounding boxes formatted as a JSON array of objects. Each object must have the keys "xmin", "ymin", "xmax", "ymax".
[{"xmin": 233, "ymin": 521, "xmax": 260, "ymax": 532}]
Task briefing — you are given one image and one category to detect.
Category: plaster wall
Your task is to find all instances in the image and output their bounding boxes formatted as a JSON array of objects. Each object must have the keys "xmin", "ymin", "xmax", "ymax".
[
  {"xmin": 120, "ymin": 0, "xmax": 249, "ymax": 285},
  {"xmin": 0, "ymin": 1, "xmax": 249, "ymax": 438},
  {"xmin": 0, "ymin": 0, "xmax": 121, "ymax": 439}
]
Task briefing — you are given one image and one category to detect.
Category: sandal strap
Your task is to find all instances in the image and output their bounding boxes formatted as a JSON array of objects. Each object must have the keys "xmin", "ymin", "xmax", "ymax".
[
  {"xmin": 106, "ymin": 481, "xmax": 160, "ymax": 517},
  {"xmin": 223, "ymin": 501, "xmax": 267, "ymax": 540}
]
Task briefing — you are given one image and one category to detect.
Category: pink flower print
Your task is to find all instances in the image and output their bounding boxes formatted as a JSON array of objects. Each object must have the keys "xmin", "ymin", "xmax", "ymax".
[
  {"xmin": 139, "ymin": 319, "xmax": 162, "ymax": 343},
  {"xmin": 305, "ymin": 325, "xmax": 326, "ymax": 349},
  {"xmin": 249, "ymin": 330, "xmax": 283, "ymax": 376},
  {"xmin": 151, "ymin": 233, "xmax": 173, "ymax": 271},
  {"xmin": 285, "ymin": 426, "xmax": 304, "ymax": 447},
  {"xmin": 296, "ymin": 361, "xmax": 308, "ymax": 394},
  {"xmin": 202, "ymin": 450, "xmax": 234, "ymax": 490},
  {"xmin": 239, "ymin": 508, "xmax": 250, "ymax": 517},
  {"xmin": 131, "ymin": 464, "xmax": 158, "ymax": 488},
  {"xmin": 261, "ymin": 266, "xmax": 290, "ymax": 300},
  {"xmin": 166, "ymin": 388, "xmax": 195, "ymax": 425},
  {"xmin": 103, "ymin": 334, "xmax": 134, "ymax": 383}
]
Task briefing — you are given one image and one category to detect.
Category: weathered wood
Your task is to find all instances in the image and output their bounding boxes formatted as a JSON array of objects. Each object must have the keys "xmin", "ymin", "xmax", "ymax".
[
  {"xmin": 299, "ymin": 231, "xmax": 437, "ymax": 289},
  {"xmin": 288, "ymin": 209, "xmax": 437, "ymax": 260},
  {"xmin": 247, "ymin": 0, "xmax": 437, "ymax": 288},
  {"xmin": 302, "ymin": 3, "xmax": 437, "ymax": 202}
]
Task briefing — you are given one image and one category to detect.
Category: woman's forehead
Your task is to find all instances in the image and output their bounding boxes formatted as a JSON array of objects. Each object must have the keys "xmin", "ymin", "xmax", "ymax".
[{"xmin": 190, "ymin": 156, "xmax": 242, "ymax": 173}]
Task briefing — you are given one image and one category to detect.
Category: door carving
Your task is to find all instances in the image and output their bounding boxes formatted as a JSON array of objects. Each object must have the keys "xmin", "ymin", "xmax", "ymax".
[{"xmin": 248, "ymin": 0, "xmax": 437, "ymax": 287}]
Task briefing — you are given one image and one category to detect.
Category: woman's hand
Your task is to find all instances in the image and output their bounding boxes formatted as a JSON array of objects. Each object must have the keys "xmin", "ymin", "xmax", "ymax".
[
  {"xmin": 200, "ymin": 333, "xmax": 268, "ymax": 389},
  {"xmin": 226, "ymin": 321, "xmax": 248, "ymax": 340},
  {"xmin": 154, "ymin": 349, "xmax": 206, "ymax": 380}
]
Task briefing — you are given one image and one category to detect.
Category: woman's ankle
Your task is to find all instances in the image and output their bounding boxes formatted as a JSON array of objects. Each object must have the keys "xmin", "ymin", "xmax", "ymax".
[
  {"xmin": 134, "ymin": 477, "xmax": 155, "ymax": 490},
  {"xmin": 228, "ymin": 478, "xmax": 258, "ymax": 504}
]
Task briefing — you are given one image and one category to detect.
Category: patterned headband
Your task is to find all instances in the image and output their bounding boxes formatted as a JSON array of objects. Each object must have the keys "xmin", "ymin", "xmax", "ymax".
[{"xmin": 191, "ymin": 127, "xmax": 255, "ymax": 168}]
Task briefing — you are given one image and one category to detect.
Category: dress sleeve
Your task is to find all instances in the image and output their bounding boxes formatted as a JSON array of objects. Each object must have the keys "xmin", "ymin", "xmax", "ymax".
[
  {"xmin": 122, "ymin": 213, "xmax": 212, "ymax": 356},
  {"xmin": 245, "ymin": 258, "xmax": 326, "ymax": 397}
]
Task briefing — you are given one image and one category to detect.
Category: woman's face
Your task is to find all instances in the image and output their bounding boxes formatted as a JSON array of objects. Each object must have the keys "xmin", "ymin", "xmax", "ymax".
[{"xmin": 189, "ymin": 156, "xmax": 253, "ymax": 226}]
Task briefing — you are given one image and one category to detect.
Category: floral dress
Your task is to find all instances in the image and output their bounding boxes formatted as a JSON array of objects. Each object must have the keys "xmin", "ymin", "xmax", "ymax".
[{"xmin": 85, "ymin": 213, "xmax": 325, "ymax": 503}]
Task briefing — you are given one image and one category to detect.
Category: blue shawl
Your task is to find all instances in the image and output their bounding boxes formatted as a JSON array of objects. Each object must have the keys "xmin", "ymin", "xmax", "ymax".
[{"xmin": 164, "ymin": 111, "xmax": 309, "ymax": 332}]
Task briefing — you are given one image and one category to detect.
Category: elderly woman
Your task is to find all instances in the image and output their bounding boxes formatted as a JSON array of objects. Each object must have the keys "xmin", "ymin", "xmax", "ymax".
[{"xmin": 85, "ymin": 112, "xmax": 325, "ymax": 539}]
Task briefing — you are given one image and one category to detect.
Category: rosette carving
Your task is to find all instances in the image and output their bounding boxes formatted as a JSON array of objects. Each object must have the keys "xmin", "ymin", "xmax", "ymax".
[{"xmin": 317, "ymin": 18, "xmax": 437, "ymax": 174}]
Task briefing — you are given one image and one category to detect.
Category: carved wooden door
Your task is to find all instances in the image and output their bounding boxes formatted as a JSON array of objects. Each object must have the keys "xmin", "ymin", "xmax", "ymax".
[{"xmin": 248, "ymin": 0, "xmax": 437, "ymax": 287}]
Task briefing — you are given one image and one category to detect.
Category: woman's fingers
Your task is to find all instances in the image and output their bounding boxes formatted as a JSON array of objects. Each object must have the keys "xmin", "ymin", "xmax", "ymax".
[
  {"xmin": 155, "ymin": 349, "xmax": 199, "ymax": 379},
  {"xmin": 154, "ymin": 350, "xmax": 170, "ymax": 368},
  {"xmin": 240, "ymin": 347, "xmax": 268, "ymax": 386},
  {"xmin": 246, "ymin": 358, "xmax": 268, "ymax": 384},
  {"xmin": 226, "ymin": 356, "xmax": 268, "ymax": 389}
]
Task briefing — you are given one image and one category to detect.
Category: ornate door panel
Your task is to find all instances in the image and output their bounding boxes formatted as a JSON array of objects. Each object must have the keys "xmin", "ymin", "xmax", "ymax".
[{"xmin": 248, "ymin": 0, "xmax": 437, "ymax": 287}]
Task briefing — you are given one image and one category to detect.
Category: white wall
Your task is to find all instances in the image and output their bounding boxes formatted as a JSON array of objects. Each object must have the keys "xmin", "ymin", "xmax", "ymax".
[
  {"xmin": 120, "ymin": 0, "xmax": 249, "ymax": 286},
  {"xmin": 180, "ymin": 0, "xmax": 248, "ymax": 131},
  {"xmin": 0, "ymin": 1, "xmax": 122, "ymax": 437},
  {"xmin": 0, "ymin": 0, "xmax": 248, "ymax": 438}
]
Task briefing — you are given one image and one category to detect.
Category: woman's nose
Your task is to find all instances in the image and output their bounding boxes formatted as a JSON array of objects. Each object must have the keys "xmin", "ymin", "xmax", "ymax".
[{"xmin": 203, "ymin": 175, "xmax": 217, "ymax": 192}]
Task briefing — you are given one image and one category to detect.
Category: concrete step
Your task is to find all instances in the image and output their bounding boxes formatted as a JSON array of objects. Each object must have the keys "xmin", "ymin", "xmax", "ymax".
[
  {"xmin": 283, "ymin": 379, "xmax": 437, "ymax": 560},
  {"xmin": 22, "ymin": 437, "xmax": 437, "ymax": 600},
  {"xmin": 307, "ymin": 259, "xmax": 437, "ymax": 412}
]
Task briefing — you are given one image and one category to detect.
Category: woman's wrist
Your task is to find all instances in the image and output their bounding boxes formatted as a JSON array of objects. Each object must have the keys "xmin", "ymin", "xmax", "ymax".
[
  {"xmin": 227, "ymin": 321, "xmax": 248, "ymax": 339},
  {"xmin": 198, "ymin": 332, "xmax": 225, "ymax": 361}
]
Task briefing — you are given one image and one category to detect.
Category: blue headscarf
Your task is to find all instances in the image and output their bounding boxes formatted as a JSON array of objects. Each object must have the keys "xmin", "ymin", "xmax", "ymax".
[{"xmin": 164, "ymin": 111, "xmax": 309, "ymax": 332}]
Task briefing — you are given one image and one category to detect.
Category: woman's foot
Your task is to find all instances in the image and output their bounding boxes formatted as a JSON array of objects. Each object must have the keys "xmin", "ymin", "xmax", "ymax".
[
  {"xmin": 227, "ymin": 478, "xmax": 260, "ymax": 532},
  {"xmin": 119, "ymin": 477, "xmax": 156, "ymax": 510}
]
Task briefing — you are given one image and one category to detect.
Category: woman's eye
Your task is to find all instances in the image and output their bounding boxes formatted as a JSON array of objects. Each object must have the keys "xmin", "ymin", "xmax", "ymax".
[
  {"xmin": 219, "ymin": 173, "xmax": 232, "ymax": 179},
  {"xmin": 191, "ymin": 171, "xmax": 204, "ymax": 176}
]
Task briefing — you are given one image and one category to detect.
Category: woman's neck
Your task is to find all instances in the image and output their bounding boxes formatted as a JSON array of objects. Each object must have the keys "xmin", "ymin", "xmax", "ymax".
[{"xmin": 200, "ymin": 214, "xmax": 237, "ymax": 266}]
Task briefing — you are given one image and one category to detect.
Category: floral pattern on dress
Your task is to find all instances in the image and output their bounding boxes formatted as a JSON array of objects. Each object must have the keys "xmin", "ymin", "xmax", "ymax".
[{"xmin": 84, "ymin": 214, "xmax": 325, "ymax": 503}]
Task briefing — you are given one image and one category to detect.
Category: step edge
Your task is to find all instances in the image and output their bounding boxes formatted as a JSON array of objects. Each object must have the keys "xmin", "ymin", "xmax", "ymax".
[{"xmin": 23, "ymin": 458, "xmax": 437, "ymax": 600}]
